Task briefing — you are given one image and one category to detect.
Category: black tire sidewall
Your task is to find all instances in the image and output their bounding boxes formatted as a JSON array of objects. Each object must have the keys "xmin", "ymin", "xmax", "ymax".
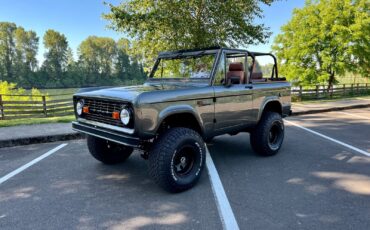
[
  {"xmin": 267, "ymin": 119, "xmax": 284, "ymax": 151},
  {"xmin": 251, "ymin": 112, "xmax": 285, "ymax": 156},
  {"xmin": 169, "ymin": 138, "xmax": 205, "ymax": 185},
  {"xmin": 149, "ymin": 128, "xmax": 206, "ymax": 192},
  {"xmin": 87, "ymin": 136, "xmax": 133, "ymax": 164}
]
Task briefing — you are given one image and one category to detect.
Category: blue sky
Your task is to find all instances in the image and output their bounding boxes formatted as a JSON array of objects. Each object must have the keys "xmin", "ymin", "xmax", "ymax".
[{"xmin": 0, "ymin": 0, "xmax": 305, "ymax": 64}]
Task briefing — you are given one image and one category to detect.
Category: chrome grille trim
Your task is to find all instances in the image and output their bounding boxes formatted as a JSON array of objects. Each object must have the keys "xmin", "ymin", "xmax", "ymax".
[{"xmin": 81, "ymin": 98, "xmax": 127, "ymax": 128}]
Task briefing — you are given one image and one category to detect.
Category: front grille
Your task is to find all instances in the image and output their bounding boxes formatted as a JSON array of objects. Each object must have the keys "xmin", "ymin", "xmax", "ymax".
[{"xmin": 82, "ymin": 98, "xmax": 127, "ymax": 127}]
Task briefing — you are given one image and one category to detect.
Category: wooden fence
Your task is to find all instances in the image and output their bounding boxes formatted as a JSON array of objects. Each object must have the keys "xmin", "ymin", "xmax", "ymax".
[
  {"xmin": 291, "ymin": 83, "xmax": 369, "ymax": 100},
  {"xmin": 0, "ymin": 94, "xmax": 73, "ymax": 120},
  {"xmin": 0, "ymin": 83, "xmax": 369, "ymax": 120}
]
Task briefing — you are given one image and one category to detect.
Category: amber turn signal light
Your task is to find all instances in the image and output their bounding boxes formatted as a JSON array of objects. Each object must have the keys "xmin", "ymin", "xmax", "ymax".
[
  {"xmin": 112, "ymin": 111, "xmax": 120, "ymax": 120},
  {"xmin": 82, "ymin": 106, "xmax": 89, "ymax": 114}
]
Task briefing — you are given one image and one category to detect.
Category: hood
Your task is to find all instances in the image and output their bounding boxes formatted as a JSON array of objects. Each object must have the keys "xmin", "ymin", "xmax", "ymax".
[
  {"xmin": 74, "ymin": 85, "xmax": 161, "ymax": 102},
  {"xmin": 73, "ymin": 82, "xmax": 208, "ymax": 103}
]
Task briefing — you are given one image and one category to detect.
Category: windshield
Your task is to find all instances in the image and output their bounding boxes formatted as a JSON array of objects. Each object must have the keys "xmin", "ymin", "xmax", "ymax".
[{"xmin": 152, "ymin": 54, "xmax": 216, "ymax": 80}]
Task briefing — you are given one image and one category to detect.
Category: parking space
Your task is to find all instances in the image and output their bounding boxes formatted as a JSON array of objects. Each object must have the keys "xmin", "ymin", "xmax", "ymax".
[
  {"xmin": 0, "ymin": 142, "xmax": 63, "ymax": 177},
  {"xmin": 1, "ymin": 108, "xmax": 370, "ymax": 230},
  {"xmin": 0, "ymin": 141, "xmax": 221, "ymax": 230},
  {"xmin": 288, "ymin": 108, "xmax": 370, "ymax": 151},
  {"xmin": 209, "ymin": 126, "xmax": 370, "ymax": 229}
]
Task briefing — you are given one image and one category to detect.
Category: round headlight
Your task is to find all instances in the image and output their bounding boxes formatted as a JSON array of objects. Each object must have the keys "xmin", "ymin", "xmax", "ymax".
[
  {"xmin": 120, "ymin": 108, "xmax": 130, "ymax": 125},
  {"xmin": 76, "ymin": 100, "xmax": 84, "ymax": 116}
]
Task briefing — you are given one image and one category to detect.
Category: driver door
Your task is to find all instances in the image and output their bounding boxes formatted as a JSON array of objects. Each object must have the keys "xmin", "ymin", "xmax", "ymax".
[{"xmin": 213, "ymin": 51, "xmax": 255, "ymax": 132}]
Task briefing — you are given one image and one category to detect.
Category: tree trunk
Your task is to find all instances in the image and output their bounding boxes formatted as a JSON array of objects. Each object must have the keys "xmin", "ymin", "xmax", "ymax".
[{"xmin": 327, "ymin": 71, "xmax": 335, "ymax": 96}]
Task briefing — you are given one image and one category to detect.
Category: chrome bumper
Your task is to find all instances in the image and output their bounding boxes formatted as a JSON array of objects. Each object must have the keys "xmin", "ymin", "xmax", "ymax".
[{"xmin": 72, "ymin": 121, "xmax": 141, "ymax": 148}]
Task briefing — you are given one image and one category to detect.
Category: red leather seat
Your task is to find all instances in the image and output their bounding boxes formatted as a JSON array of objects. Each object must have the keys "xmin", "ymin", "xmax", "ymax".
[{"xmin": 226, "ymin": 62, "xmax": 245, "ymax": 84}]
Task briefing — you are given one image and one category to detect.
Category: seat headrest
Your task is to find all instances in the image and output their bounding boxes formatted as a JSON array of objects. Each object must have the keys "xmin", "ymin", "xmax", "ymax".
[{"xmin": 229, "ymin": 62, "xmax": 244, "ymax": 71}]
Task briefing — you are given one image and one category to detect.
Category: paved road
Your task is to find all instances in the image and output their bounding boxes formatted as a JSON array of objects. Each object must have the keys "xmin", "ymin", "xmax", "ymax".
[{"xmin": 1, "ymin": 108, "xmax": 370, "ymax": 230}]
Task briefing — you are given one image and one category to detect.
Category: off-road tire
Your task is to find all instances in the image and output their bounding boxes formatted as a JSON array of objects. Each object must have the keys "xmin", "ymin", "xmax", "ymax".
[
  {"xmin": 87, "ymin": 135, "xmax": 134, "ymax": 164},
  {"xmin": 148, "ymin": 128, "xmax": 206, "ymax": 193},
  {"xmin": 250, "ymin": 111, "xmax": 284, "ymax": 156}
]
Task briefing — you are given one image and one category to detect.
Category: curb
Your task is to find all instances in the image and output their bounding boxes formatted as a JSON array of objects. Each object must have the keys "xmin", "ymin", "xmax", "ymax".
[
  {"xmin": 1, "ymin": 103, "xmax": 369, "ymax": 148},
  {"xmin": 291, "ymin": 103, "xmax": 370, "ymax": 116},
  {"xmin": 0, "ymin": 133, "xmax": 85, "ymax": 148}
]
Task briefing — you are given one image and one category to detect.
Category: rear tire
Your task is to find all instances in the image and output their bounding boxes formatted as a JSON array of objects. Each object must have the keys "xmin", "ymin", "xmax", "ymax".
[
  {"xmin": 148, "ymin": 128, "xmax": 206, "ymax": 193},
  {"xmin": 87, "ymin": 135, "xmax": 134, "ymax": 164},
  {"xmin": 250, "ymin": 111, "xmax": 284, "ymax": 156}
]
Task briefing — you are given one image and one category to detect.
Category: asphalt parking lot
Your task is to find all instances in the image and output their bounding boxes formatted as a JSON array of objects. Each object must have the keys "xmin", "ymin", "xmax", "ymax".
[{"xmin": 1, "ymin": 108, "xmax": 369, "ymax": 230}]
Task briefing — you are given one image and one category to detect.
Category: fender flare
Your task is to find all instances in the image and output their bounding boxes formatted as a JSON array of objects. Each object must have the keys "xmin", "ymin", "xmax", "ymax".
[
  {"xmin": 257, "ymin": 97, "xmax": 283, "ymax": 121},
  {"xmin": 156, "ymin": 105, "xmax": 205, "ymax": 135}
]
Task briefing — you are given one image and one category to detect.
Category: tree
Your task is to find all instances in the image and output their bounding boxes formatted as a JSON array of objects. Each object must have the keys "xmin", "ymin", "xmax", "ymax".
[
  {"xmin": 0, "ymin": 22, "xmax": 17, "ymax": 81},
  {"xmin": 104, "ymin": 0, "xmax": 276, "ymax": 67},
  {"xmin": 78, "ymin": 36, "xmax": 117, "ymax": 85},
  {"xmin": 62, "ymin": 47, "xmax": 83, "ymax": 87},
  {"xmin": 115, "ymin": 38, "xmax": 131, "ymax": 80},
  {"xmin": 0, "ymin": 22, "xmax": 38, "ymax": 86},
  {"xmin": 14, "ymin": 27, "xmax": 39, "ymax": 85},
  {"xmin": 260, "ymin": 63, "xmax": 274, "ymax": 77},
  {"xmin": 273, "ymin": 0, "xmax": 369, "ymax": 88},
  {"xmin": 42, "ymin": 29, "xmax": 69, "ymax": 85}
]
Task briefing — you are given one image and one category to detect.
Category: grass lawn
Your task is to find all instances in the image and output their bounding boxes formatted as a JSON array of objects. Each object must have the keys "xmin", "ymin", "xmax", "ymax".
[
  {"xmin": 42, "ymin": 88, "xmax": 78, "ymax": 95},
  {"xmin": 25, "ymin": 88, "xmax": 78, "ymax": 96},
  {"xmin": 0, "ymin": 115, "xmax": 75, "ymax": 127},
  {"xmin": 23, "ymin": 88, "xmax": 76, "ymax": 102},
  {"xmin": 293, "ymin": 95, "xmax": 370, "ymax": 104}
]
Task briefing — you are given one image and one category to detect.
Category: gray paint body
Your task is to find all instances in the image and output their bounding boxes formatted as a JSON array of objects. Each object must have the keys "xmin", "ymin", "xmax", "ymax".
[{"xmin": 73, "ymin": 48, "xmax": 291, "ymax": 143}]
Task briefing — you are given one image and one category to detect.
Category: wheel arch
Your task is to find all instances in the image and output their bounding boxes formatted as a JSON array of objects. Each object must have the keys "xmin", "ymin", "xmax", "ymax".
[
  {"xmin": 257, "ymin": 98, "xmax": 283, "ymax": 121},
  {"xmin": 156, "ymin": 105, "xmax": 204, "ymax": 136}
]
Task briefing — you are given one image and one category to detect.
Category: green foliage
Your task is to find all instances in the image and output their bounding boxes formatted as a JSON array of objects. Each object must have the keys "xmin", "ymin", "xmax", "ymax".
[
  {"xmin": 260, "ymin": 63, "xmax": 274, "ymax": 77},
  {"xmin": 0, "ymin": 115, "xmax": 75, "ymax": 127},
  {"xmin": 0, "ymin": 80, "xmax": 44, "ymax": 101},
  {"xmin": 0, "ymin": 22, "xmax": 39, "ymax": 85},
  {"xmin": 273, "ymin": 0, "xmax": 369, "ymax": 87},
  {"xmin": 78, "ymin": 36, "xmax": 117, "ymax": 83},
  {"xmin": 14, "ymin": 27, "xmax": 39, "ymax": 86},
  {"xmin": 77, "ymin": 36, "xmax": 146, "ymax": 86},
  {"xmin": 104, "ymin": 0, "xmax": 276, "ymax": 68},
  {"xmin": 0, "ymin": 22, "xmax": 16, "ymax": 81},
  {"xmin": 41, "ymin": 29, "xmax": 69, "ymax": 85},
  {"xmin": 0, "ymin": 21, "xmax": 147, "ymax": 89},
  {"xmin": 153, "ymin": 55, "xmax": 215, "ymax": 79}
]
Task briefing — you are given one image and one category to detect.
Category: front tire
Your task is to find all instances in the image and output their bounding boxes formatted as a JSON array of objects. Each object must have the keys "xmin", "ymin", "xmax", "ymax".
[
  {"xmin": 148, "ymin": 128, "xmax": 206, "ymax": 193},
  {"xmin": 87, "ymin": 135, "xmax": 134, "ymax": 164},
  {"xmin": 250, "ymin": 111, "xmax": 284, "ymax": 156}
]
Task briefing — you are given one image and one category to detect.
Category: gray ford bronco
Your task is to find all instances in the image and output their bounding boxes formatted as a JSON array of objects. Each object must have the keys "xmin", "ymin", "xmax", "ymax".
[{"xmin": 72, "ymin": 47, "xmax": 291, "ymax": 192}]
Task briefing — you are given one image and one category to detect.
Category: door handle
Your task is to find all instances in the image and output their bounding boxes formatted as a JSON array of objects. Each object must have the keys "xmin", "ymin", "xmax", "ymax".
[{"xmin": 245, "ymin": 85, "xmax": 253, "ymax": 89}]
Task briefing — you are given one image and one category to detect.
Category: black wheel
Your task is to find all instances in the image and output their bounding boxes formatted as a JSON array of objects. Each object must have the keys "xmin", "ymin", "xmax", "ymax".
[
  {"xmin": 250, "ymin": 111, "xmax": 284, "ymax": 156},
  {"xmin": 148, "ymin": 127, "xmax": 206, "ymax": 193},
  {"xmin": 87, "ymin": 135, "xmax": 134, "ymax": 164}
]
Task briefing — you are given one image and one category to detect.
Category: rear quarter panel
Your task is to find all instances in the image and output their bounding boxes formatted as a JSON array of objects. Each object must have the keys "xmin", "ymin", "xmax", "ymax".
[{"xmin": 252, "ymin": 82, "xmax": 291, "ymax": 121}]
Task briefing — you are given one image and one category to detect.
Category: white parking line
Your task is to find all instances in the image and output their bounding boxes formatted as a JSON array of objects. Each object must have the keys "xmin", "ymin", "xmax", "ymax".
[
  {"xmin": 205, "ymin": 145, "xmax": 240, "ymax": 230},
  {"xmin": 0, "ymin": 143, "xmax": 68, "ymax": 185},
  {"xmin": 335, "ymin": 111, "xmax": 370, "ymax": 120},
  {"xmin": 285, "ymin": 120, "xmax": 370, "ymax": 157}
]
